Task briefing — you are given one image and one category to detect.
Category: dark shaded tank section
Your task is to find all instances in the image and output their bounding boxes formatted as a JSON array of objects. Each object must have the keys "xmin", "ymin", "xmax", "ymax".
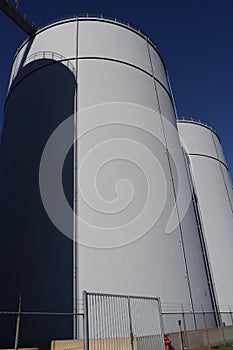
[{"xmin": 0, "ymin": 59, "xmax": 76, "ymax": 346}]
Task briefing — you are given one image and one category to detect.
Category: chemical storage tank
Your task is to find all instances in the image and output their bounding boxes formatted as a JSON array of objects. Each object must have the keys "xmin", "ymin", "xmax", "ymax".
[
  {"xmin": 177, "ymin": 119, "xmax": 233, "ymax": 325},
  {"xmin": 0, "ymin": 16, "xmax": 216, "ymax": 346}
]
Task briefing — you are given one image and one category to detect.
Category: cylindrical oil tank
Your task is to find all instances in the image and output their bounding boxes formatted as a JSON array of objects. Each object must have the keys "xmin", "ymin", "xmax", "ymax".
[
  {"xmin": 0, "ymin": 17, "xmax": 216, "ymax": 345},
  {"xmin": 177, "ymin": 119, "xmax": 233, "ymax": 324}
]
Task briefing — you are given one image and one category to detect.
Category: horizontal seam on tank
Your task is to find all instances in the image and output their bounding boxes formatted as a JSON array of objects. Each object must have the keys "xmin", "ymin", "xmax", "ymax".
[
  {"xmin": 5, "ymin": 57, "xmax": 172, "ymax": 112},
  {"xmin": 78, "ymin": 56, "xmax": 170, "ymax": 93},
  {"xmin": 188, "ymin": 153, "xmax": 228, "ymax": 170},
  {"xmin": 177, "ymin": 120, "xmax": 221, "ymax": 143},
  {"xmin": 11, "ymin": 18, "xmax": 167, "ymax": 81}
]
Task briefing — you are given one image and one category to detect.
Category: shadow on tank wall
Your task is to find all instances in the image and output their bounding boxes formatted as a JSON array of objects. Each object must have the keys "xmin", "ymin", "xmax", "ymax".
[{"xmin": 0, "ymin": 59, "xmax": 76, "ymax": 347}]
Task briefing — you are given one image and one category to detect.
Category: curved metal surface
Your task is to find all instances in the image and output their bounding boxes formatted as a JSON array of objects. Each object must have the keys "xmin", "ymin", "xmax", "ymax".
[
  {"xmin": 177, "ymin": 120, "xmax": 233, "ymax": 323},
  {"xmin": 0, "ymin": 19, "xmax": 218, "ymax": 345}
]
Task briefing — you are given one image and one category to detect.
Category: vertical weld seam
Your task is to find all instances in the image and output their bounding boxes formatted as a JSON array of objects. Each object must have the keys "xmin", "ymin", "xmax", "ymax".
[
  {"xmin": 183, "ymin": 149, "xmax": 220, "ymax": 326},
  {"xmin": 73, "ymin": 17, "xmax": 79, "ymax": 339},
  {"xmin": 146, "ymin": 39, "xmax": 196, "ymax": 326},
  {"xmin": 166, "ymin": 70, "xmax": 179, "ymax": 120}
]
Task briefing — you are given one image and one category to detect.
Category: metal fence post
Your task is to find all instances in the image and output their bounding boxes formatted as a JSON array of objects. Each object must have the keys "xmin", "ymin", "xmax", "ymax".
[
  {"xmin": 178, "ymin": 319, "xmax": 184, "ymax": 350},
  {"xmin": 83, "ymin": 291, "xmax": 89, "ymax": 350},
  {"xmin": 158, "ymin": 298, "xmax": 165, "ymax": 350},
  {"xmin": 229, "ymin": 306, "xmax": 233, "ymax": 326},
  {"xmin": 220, "ymin": 316, "xmax": 226, "ymax": 345},
  {"xmin": 181, "ymin": 305, "xmax": 189, "ymax": 350},
  {"xmin": 127, "ymin": 296, "xmax": 134, "ymax": 350},
  {"xmin": 202, "ymin": 306, "xmax": 210, "ymax": 350},
  {"xmin": 14, "ymin": 294, "xmax": 22, "ymax": 350}
]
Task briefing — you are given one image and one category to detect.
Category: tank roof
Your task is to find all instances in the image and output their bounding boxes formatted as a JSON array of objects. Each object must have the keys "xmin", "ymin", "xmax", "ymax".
[
  {"xmin": 177, "ymin": 117, "xmax": 220, "ymax": 142},
  {"xmin": 13, "ymin": 14, "xmax": 166, "ymax": 77}
]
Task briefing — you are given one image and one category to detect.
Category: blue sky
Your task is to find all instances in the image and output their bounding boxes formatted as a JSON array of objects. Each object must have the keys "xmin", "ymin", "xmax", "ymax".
[{"xmin": 0, "ymin": 0, "xmax": 232, "ymax": 177}]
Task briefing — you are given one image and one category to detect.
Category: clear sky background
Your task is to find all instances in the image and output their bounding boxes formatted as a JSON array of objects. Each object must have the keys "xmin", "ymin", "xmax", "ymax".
[{"xmin": 0, "ymin": 0, "xmax": 232, "ymax": 177}]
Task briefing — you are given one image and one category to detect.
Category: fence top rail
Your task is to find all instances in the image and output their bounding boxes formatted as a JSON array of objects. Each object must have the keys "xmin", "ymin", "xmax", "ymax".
[
  {"xmin": 162, "ymin": 311, "xmax": 233, "ymax": 315},
  {"xmin": 84, "ymin": 290, "xmax": 160, "ymax": 301},
  {"xmin": 0, "ymin": 311, "xmax": 84, "ymax": 316}
]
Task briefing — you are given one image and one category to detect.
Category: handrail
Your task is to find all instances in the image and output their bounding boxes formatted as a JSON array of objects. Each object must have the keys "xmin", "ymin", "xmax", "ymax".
[
  {"xmin": 38, "ymin": 13, "xmax": 151, "ymax": 42},
  {"xmin": 177, "ymin": 117, "xmax": 217, "ymax": 133},
  {"xmin": 10, "ymin": 50, "xmax": 76, "ymax": 83}
]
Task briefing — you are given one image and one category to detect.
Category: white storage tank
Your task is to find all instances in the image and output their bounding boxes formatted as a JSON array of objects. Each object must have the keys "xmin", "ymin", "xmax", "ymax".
[
  {"xmin": 177, "ymin": 119, "xmax": 233, "ymax": 324},
  {"xmin": 0, "ymin": 17, "xmax": 216, "ymax": 345}
]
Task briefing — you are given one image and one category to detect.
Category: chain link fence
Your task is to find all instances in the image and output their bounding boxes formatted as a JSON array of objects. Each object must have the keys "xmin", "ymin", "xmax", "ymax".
[
  {"xmin": 162, "ymin": 305, "xmax": 233, "ymax": 332},
  {"xmin": 2, "ymin": 297, "xmax": 233, "ymax": 350},
  {"xmin": 0, "ymin": 311, "xmax": 84, "ymax": 350}
]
